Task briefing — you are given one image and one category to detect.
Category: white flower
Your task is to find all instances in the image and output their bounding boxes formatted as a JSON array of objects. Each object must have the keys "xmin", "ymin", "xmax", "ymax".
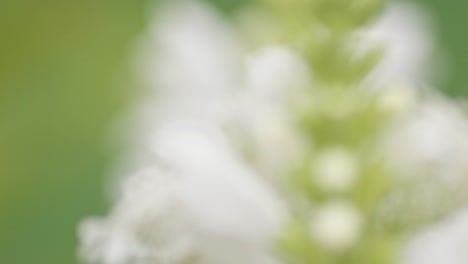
[
  {"xmin": 130, "ymin": 2, "xmax": 309, "ymax": 181},
  {"xmin": 237, "ymin": 46, "xmax": 310, "ymax": 180},
  {"xmin": 79, "ymin": 124, "xmax": 287, "ymax": 264},
  {"xmin": 402, "ymin": 207, "xmax": 468, "ymax": 264},
  {"xmin": 78, "ymin": 2, "xmax": 294, "ymax": 263},
  {"xmin": 78, "ymin": 167, "xmax": 197, "ymax": 264},
  {"xmin": 125, "ymin": 0, "xmax": 247, "ymax": 157},
  {"xmin": 380, "ymin": 94, "xmax": 468, "ymax": 232},
  {"xmin": 141, "ymin": 0, "xmax": 244, "ymax": 98},
  {"xmin": 358, "ymin": 2, "xmax": 438, "ymax": 87},
  {"xmin": 310, "ymin": 201, "xmax": 363, "ymax": 251},
  {"xmin": 79, "ymin": 217, "xmax": 142, "ymax": 264},
  {"xmin": 312, "ymin": 146, "xmax": 359, "ymax": 192},
  {"xmin": 384, "ymin": 95, "xmax": 468, "ymax": 182},
  {"xmin": 245, "ymin": 45, "xmax": 310, "ymax": 103}
]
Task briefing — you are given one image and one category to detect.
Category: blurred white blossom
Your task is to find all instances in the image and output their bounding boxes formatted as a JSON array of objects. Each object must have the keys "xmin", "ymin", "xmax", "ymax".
[
  {"xmin": 384, "ymin": 95, "xmax": 468, "ymax": 183},
  {"xmin": 379, "ymin": 94, "xmax": 468, "ymax": 240},
  {"xmin": 79, "ymin": 123, "xmax": 286, "ymax": 264},
  {"xmin": 359, "ymin": 2, "xmax": 437, "ymax": 87},
  {"xmin": 130, "ymin": 2, "xmax": 309, "ymax": 180},
  {"xmin": 402, "ymin": 207, "xmax": 468, "ymax": 264},
  {"xmin": 79, "ymin": 1, "xmax": 299, "ymax": 264}
]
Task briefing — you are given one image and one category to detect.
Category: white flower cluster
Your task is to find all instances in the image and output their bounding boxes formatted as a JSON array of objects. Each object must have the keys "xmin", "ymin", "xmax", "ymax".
[
  {"xmin": 78, "ymin": 1, "xmax": 468, "ymax": 264},
  {"xmin": 79, "ymin": 124, "xmax": 286, "ymax": 264},
  {"xmin": 79, "ymin": 2, "xmax": 301, "ymax": 264}
]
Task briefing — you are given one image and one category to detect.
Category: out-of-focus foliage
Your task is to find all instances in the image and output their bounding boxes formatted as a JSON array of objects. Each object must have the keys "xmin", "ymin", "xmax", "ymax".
[
  {"xmin": 411, "ymin": 0, "xmax": 468, "ymax": 97},
  {"xmin": 0, "ymin": 1, "xmax": 148, "ymax": 263},
  {"xmin": 206, "ymin": 0, "xmax": 249, "ymax": 14}
]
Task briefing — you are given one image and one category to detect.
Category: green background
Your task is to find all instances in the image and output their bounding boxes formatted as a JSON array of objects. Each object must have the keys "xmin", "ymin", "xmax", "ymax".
[{"xmin": 0, "ymin": 0, "xmax": 465, "ymax": 263}]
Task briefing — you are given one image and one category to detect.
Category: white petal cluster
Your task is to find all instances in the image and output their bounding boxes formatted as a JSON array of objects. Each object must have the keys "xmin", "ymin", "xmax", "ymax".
[
  {"xmin": 368, "ymin": 6, "xmax": 468, "ymax": 259},
  {"xmin": 359, "ymin": 2, "xmax": 439, "ymax": 88},
  {"xmin": 79, "ymin": 123, "xmax": 287, "ymax": 264},
  {"xmin": 384, "ymin": 96, "xmax": 468, "ymax": 183},
  {"xmin": 378, "ymin": 94, "xmax": 468, "ymax": 232},
  {"xmin": 78, "ymin": 1, "xmax": 305, "ymax": 264},
  {"xmin": 129, "ymin": 1, "xmax": 309, "ymax": 181},
  {"xmin": 402, "ymin": 208, "xmax": 468, "ymax": 264},
  {"xmin": 239, "ymin": 46, "xmax": 310, "ymax": 180}
]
